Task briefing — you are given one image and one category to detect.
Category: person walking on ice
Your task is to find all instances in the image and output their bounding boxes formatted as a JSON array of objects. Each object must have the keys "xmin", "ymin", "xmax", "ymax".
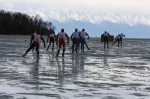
[
  {"xmin": 120, "ymin": 33, "xmax": 125, "ymax": 47},
  {"xmin": 80, "ymin": 28, "xmax": 90, "ymax": 53},
  {"xmin": 56, "ymin": 28, "xmax": 69, "ymax": 57},
  {"xmin": 22, "ymin": 30, "xmax": 46, "ymax": 57},
  {"xmin": 111, "ymin": 34, "xmax": 121, "ymax": 47},
  {"xmin": 46, "ymin": 28, "xmax": 56, "ymax": 52},
  {"xmin": 71, "ymin": 28, "xmax": 79, "ymax": 54},
  {"xmin": 101, "ymin": 31, "xmax": 110, "ymax": 49}
]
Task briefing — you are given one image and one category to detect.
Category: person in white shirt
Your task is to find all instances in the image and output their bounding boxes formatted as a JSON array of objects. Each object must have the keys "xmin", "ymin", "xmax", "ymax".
[
  {"xmin": 71, "ymin": 28, "xmax": 79, "ymax": 54},
  {"xmin": 56, "ymin": 28, "xmax": 69, "ymax": 57},
  {"xmin": 22, "ymin": 30, "xmax": 46, "ymax": 57},
  {"xmin": 80, "ymin": 28, "xmax": 90, "ymax": 53}
]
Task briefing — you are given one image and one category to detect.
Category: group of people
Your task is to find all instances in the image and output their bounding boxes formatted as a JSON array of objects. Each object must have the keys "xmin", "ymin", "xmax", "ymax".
[
  {"xmin": 71, "ymin": 28, "xmax": 90, "ymax": 54},
  {"xmin": 22, "ymin": 29, "xmax": 125, "ymax": 58},
  {"xmin": 101, "ymin": 31, "xmax": 125, "ymax": 49},
  {"xmin": 111, "ymin": 33, "xmax": 125, "ymax": 47},
  {"xmin": 22, "ymin": 28, "xmax": 90, "ymax": 58}
]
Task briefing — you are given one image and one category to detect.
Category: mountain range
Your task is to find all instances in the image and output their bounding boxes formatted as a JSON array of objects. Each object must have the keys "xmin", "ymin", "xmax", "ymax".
[{"xmin": 9, "ymin": 9, "xmax": 150, "ymax": 38}]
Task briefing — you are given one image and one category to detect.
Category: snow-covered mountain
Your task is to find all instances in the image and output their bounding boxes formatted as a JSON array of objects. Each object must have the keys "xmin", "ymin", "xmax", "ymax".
[
  {"xmin": 22, "ymin": 9, "xmax": 150, "ymax": 26},
  {"xmin": 7, "ymin": 9, "xmax": 150, "ymax": 38}
]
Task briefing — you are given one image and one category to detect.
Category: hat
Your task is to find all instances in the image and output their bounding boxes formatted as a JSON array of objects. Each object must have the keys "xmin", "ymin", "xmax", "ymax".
[{"xmin": 61, "ymin": 28, "xmax": 64, "ymax": 32}]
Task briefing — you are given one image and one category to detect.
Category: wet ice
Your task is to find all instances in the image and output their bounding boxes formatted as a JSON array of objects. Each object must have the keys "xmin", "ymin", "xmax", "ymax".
[{"xmin": 0, "ymin": 35, "xmax": 150, "ymax": 99}]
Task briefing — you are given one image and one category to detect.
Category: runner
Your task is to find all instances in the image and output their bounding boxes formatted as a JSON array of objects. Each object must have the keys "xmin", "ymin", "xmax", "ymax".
[
  {"xmin": 46, "ymin": 29, "xmax": 56, "ymax": 51},
  {"xmin": 80, "ymin": 28, "xmax": 90, "ymax": 53},
  {"xmin": 56, "ymin": 28, "xmax": 69, "ymax": 57},
  {"xmin": 22, "ymin": 30, "xmax": 46, "ymax": 57},
  {"xmin": 71, "ymin": 28, "xmax": 79, "ymax": 54}
]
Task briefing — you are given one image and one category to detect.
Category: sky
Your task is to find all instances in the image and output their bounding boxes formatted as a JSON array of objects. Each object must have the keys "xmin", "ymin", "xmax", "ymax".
[
  {"xmin": 0, "ymin": 0, "xmax": 150, "ymax": 38},
  {"xmin": 0, "ymin": 0, "xmax": 150, "ymax": 15}
]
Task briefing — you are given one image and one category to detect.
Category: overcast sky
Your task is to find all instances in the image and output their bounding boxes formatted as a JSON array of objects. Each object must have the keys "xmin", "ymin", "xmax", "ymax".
[{"xmin": 0, "ymin": 0, "xmax": 150, "ymax": 15}]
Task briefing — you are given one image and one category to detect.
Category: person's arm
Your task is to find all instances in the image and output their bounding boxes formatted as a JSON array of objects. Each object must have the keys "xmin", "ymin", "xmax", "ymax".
[
  {"xmin": 41, "ymin": 36, "xmax": 46, "ymax": 47},
  {"xmin": 65, "ymin": 33, "xmax": 69, "ymax": 44},
  {"xmin": 30, "ymin": 34, "xmax": 34, "ymax": 45},
  {"xmin": 86, "ymin": 33, "xmax": 90, "ymax": 39}
]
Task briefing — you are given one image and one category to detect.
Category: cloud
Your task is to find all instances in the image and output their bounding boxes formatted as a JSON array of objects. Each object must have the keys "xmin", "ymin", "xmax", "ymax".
[
  {"xmin": 3, "ymin": 3, "xmax": 14, "ymax": 9},
  {"xmin": 0, "ymin": 0, "xmax": 150, "ymax": 14}
]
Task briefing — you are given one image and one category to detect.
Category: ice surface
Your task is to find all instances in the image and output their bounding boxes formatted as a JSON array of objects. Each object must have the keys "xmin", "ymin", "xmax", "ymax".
[{"xmin": 0, "ymin": 35, "xmax": 150, "ymax": 99}]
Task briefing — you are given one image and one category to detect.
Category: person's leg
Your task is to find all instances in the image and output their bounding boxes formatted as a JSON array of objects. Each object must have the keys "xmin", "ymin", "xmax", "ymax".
[
  {"xmin": 75, "ymin": 39, "xmax": 78, "ymax": 54},
  {"xmin": 85, "ymin": 41, "xmax": 90, "ymax": 50},
  {"xmin": 120, "ymin": 38, "xmax": 122, "ymax": 47},
  {"xmin": 51, "ymin": 38, "xmax": 54, "ymax": 51},
  {"xmin": 82, "ymin": 40, "xmax": 85, "ymax": 53},
  {"xmin": 32, "ymin": 46, "xmax": 35, "ymax": 52},
  {"xmin": 46, "ymin": 41, "xmax": 50, "ymax": 51},
  {"xmin": 80, "ymin": 38, "xmax": 83, "ymax": 50},
  {"xmin": 78, "ymin": 38, "xmax": 80, "ymax": 50},
  {"xmin": 62, "ymin": 48, "xmax": 65, "ymax": 57},
  {"xmin": 36, "ymin": 44, "xmax": 39, "ymax": 57},
  {"xmin": 22, "ymin": 43, "xmax": 35, "ymax": 56},
  {"xmin": 72, "ymin": 39, "xmax": 75, "ymax": 53},
  {"xmin": 82, "ymin": 44, "xmax": 85, "ymax": 53},
  {"xmin": 62, "ymin": 41, "xmax": 65, "ymax": 57},
  {"xmin": 56, "ymin": 47, "xmax": 60, "ymax": 57},
  {"xmin": 56, "ymin": 40, "xmax": 61, "ymax": 57},
  {"xmin": 81, "ymin": 38, "xmax": 84, "ymax": 52},
  {"xmin": 117, "ymin": 40, "xmax": 120, "ymax": 47},
  {"xmin": 111, "ymin": 40, "xmax": 117, "ymax": 46},
  {"xmin": 56, "ymin": 49, "xmax": 60, "ymax": 57},
  {"xmin": 104, "ymin": 37, "xmax": 107, "ymax": 49},
  {"xmin": 106, "ymin": 38, "xmax": 109, "ymax": 48},
  {"xmin": 52, "ymin": 40, "xmax": 54, "ymax": 51}
]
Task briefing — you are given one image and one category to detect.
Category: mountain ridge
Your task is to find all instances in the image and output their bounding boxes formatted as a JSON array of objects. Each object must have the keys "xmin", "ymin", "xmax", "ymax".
[
  {"xmin": 4, "ymin": 9, "xmax": 150, "ymax": 38},
  {"xmin": 10, "ymin": 9, "xmax": 150, "ymax": 26}
]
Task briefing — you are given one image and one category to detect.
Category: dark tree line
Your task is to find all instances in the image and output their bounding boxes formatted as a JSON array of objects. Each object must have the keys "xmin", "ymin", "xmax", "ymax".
[{"xmin": 0, "ymin": 10, "xmax": 55, "ymax": 35}]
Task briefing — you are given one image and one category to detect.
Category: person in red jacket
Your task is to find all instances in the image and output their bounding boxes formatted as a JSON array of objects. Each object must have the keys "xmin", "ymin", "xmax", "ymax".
[
  {"xmin": 56, "ymin": 28, "xmax": 69, "ymax": 57},
  {"xmin": 22, "ymin": 30, "xmax": 46, "ymax": 57}
]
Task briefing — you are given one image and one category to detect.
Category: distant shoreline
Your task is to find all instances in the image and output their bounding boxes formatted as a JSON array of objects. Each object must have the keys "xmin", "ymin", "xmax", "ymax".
[{"xmin": 0, "ymin": 34, "xmax": 150, "ymax": 40}]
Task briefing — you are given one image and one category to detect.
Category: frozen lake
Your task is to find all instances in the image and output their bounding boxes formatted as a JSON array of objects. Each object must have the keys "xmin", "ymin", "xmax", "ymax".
[{"xmin": 0, "ymin": 35, "xmax": 150, "ymax": 99}]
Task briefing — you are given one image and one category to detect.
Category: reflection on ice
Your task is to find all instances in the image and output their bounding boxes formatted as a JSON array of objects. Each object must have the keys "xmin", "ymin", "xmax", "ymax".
[{"xmin": 1, "ymin": 36, "xmax": 150, "ymax": 99}]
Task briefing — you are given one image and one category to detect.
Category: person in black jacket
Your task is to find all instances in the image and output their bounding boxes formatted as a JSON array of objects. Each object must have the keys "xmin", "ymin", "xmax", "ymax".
[
  {"xmin": 111, "ymin": 34, "xmax": 121, "ymax": 47},
  {"xmin": 101, "ymin": 31, "xmax": 110, "ymax": 49},
  {"xmin": 46, "ymin": 29, "xmax": 56, "ymax": 51}
]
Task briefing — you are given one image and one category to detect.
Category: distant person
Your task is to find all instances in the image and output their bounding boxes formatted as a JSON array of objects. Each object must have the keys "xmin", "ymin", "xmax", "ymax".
[
  {"xmin": 56, "ymin": 28, "xmax": 69, "ymax": 57},
  {"xmin": 22, "ymin": 30, "xmax": 46, "ymax": 57},
  {"xmin": 46, "ymin": 29, "xmax": 56, "ymax": 51},
  {"xmin": 78, "ymin": 31, "xmax": 81, "ymax": 48},
  {"xmin": 71, "ymin": 28, "xmax": 79, "ymax": 54},
  {"xmin": 80, "ymin": 28, "xmax": 90, "ymax": 53},
  {"xmin": 120, "ymin": 33, "xmax": 125, "ymax": 47},
  {"xmin": 111, "ymin": 34, "xmax": 121, "ymax": 47},
  {"xmin": 101, "ymin": 31, "xmax": 110, "ymax": 49}
]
